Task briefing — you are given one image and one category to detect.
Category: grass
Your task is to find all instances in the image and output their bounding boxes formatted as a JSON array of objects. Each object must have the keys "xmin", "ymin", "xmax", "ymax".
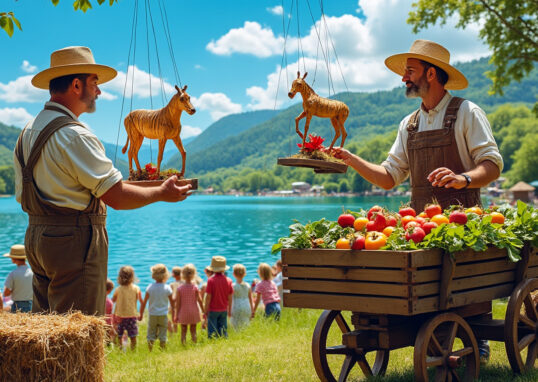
[{"xmin": 105, "ymin": 300, "xmax": 538, "ymax": 381}]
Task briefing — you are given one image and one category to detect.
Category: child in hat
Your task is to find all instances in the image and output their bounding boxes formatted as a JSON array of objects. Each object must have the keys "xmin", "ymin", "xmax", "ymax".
[
  {"xmin": 204, "ymin": 256, "xmax": 233, "ymax": 338},
  {"xmin": 139, "ymin": 264, "xmax": 173, "ymax": 350},
  {"xmin": 113, "ymin": 266, "xmax": 142, "ymax": 350},
  {"xmin": 252, "ymin": 263, "xmax": 281, "ymax": 320},
  {"xmin": 2, "ymin": 244, "xmax": 33, "ymax": 313}
]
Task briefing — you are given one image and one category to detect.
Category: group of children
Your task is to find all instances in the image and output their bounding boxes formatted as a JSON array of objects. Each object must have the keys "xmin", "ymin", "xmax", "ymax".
[{"xmin": 106, "ymin": 256, "xmax": 284, "ymax": 350}]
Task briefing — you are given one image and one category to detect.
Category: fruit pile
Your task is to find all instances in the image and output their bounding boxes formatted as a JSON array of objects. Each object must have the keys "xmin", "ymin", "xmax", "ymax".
[{"xmin": 272, "ymin": 201, "xmax": 538, "ymax": 261}]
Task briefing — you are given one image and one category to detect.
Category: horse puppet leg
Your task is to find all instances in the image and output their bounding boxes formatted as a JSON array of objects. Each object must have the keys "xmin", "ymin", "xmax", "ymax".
[
  {"xmin": 130, "ymin": 132, "xmax": 144, "ymax": 175},
  {"xmin": 295, "ymin": 111, "xmax": 307, "ymax": 141},
  {"xmin": 328, "ymin": 116, "xmax": 342, "ymax": 151},
  {"xmin": 302, "ymin": 114, "xmax": 313, "ymax": 149},
  {"xmin": 171, "ymin": 135, "xmax": 186, "ymax": 178},
  {"xmin": 157, "ymin": 138, "xmax": 167, "ymax": 175}
]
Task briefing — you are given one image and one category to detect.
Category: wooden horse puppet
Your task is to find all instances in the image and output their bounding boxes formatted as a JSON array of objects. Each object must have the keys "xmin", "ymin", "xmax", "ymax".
[
  {"xmin": 122, "ymin": 85, "xmax": 196, "ymax": 178},
  {"xmin": 288, "ymin": 71, "xmax": 349, "ymax": 151}
]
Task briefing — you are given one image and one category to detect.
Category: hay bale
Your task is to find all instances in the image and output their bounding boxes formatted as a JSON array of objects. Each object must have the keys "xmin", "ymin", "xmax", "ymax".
[{"xmin": 0, "ymin": 312, "xmax": 106, "ymax": 382}]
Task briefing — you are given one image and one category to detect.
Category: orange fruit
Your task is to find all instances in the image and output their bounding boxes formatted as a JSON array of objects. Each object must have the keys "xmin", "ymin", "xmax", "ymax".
[
  {"xmin": 353, "ymin": 217, "xmax": 369, "ymax": 231},
  {"xmin": 431, "ymin": 214, "xmax": 449, "ymax": 225},
  {"xmin": 401, "ymin": 215, "xmax": 416, "ymax": 227},
  {"xmin": 383, "ymin": 226, "xmax": 395, "ymax": 237},
  {"xmin": 418, "ymin": 212, "xmax": 428, "ymax": 218},
  {"xmin": 336, "ymin": 238, "xmax": 351, "ymax": 249},
  {"xmin": 490, "ymin": 212, "xmax": 505, "ymax": 224},
  {"xmin": 365, "ymin": 232, "xmax": 387, "ymax": 250},
  {"xmin": 465, "ymin": 206, "xmax": 483, "ymax": 215}
]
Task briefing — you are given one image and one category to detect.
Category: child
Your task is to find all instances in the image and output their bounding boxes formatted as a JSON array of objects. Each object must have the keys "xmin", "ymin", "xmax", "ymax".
[
  {"xmin": 230, "ymin": 264, "xmax": 253, "ymax": 329},
  {"xmin": 2, "ymin": 244, "xmax": 33, "ymax": 313},
  {"xmin": 200, "ymin": 266, "xmax": 214, "ymax": 330},
  {"xmin": 113, "ymin": 266, "xmax": 142, "ymax": 350},
  {"xmin": 139, "ymin": 264, "xmax": 173, "ymax": 351},
  {"xmin": 176, "ymin": 264, "xmax": 204, "ymax": 344},
  {"xmin": 204, "ymin": 256, "xmax": 233, "ymax": 338},
  {"xmin": 105, "ymin": 279, "xmax": 116, "ymax": 344},
  {"xmin": 273, "ymin": 259, "xmax": 284, "ymax": 306},
  {"xmin": 168, "ymin": 266, "xmax": 182, "ymax": 334},
  {"xmin": 253, "ymin": 263, "xmax": 281, "ymax": 320}
]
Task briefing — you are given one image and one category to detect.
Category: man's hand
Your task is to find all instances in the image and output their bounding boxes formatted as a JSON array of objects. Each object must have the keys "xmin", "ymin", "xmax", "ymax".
[
  {"xmin": 427, "ymin": 167, "xmax": 467, "ymax": 189},
  {"xmin": 159, "ymin": 175, "xmax": 192, "ymax": 202},
  {"xmin": 330, "ymin": 147, "xmax": 354, "ymax": 165}
]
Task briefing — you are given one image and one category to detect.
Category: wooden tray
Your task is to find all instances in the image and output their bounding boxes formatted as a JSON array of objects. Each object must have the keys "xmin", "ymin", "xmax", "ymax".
[
  {"xmin": 124, "ymin": 177, "xmax": 198, "ymax": 190},
  {"xmin": 282, "ymin": 245, "xmax": 538, "ymax": 316},
  {"xmin": 277, "ymin": 157, "xmax": 348, "ymax": 174}
]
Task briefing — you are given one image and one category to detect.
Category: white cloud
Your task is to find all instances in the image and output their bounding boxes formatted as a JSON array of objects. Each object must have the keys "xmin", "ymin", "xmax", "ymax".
[
  {"xmin": 0, "ymin": 75, "xmax": 47, "ymax": 103},
  {"xmin": 181, "ymin": 124, "xmax": 202, "ymax": 139},
  {"xmin": 99, "ymin": 90, "xmax": 117, "ymax": 101},
  {"xmin": 267, "ymin": 5, "xmax": 283, "ymax": 16},
  {"xmin": 244, "ymin": 0, "xmax": 490, "ymax": 109},
  {"xmin": 0, "ymin": 107, "xmax": 33, "ymax": 127},
  {"xmin": 206, "ymin": 21, "xmax": 285, "ymax": 58},
  {"xmin": 194, "ymin": 64, "xmax": 204, "ymax": 70},
  {"xmin": 21, "ymin": 60, "xmax": 37, "ymax": 74},
  {"xmin": 192, "ymin": 92, "xmax": 242, "ymax": 121},
  {"xmin": 102, "ymin": 65, "xmax": 175, "ymax": 99}
]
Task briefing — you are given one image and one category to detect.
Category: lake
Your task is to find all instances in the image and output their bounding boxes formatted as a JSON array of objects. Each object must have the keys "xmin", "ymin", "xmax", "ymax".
[{"xmin": 0, "ymin": 194, "xmax": 407, "ymax": 288}]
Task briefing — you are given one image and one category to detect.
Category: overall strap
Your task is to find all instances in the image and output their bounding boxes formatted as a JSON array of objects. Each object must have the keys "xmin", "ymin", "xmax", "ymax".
[
  {"xmin": 443, "ymin": 96, "xmax": 464, "ymax": 130},
  {"xmin": 406, "ymin": 109, "xmax": 420, "ymax": 132}
]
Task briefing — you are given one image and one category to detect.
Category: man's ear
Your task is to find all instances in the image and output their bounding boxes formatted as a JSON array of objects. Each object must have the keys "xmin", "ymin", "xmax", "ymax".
[
  {"xmin": 72, "ymin": 78, "xmax": 83, "ymax": 94},
  {"xmin": 427, "ymin": 67, "xmax": 436, "ymax": 82}
]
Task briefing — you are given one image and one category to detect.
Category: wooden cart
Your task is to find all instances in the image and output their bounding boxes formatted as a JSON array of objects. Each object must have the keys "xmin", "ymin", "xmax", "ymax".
[{"xmin": 282, "ymin": 244, "xmax": 538, "ymax": 381}]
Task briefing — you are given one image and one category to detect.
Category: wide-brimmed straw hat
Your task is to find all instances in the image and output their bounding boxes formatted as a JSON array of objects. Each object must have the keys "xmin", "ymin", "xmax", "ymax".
[
  {"xmin": 3, "ymin": 244, "xmax": 26, "ymax": 260},
  {"xmin": 384, "ymin": 39, "xmax": 468, "ymax": 90},
  {"xmin": 32, "ymin": 46, "xmax": 117, "ymax": 90},
  {"xmin": 207, "ymin": 256, "xmax": 229, "ymax": 273}
]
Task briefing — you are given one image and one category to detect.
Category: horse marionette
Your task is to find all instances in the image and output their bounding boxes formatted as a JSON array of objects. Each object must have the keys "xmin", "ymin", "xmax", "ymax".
[
  {"xmin": 288, "ymin": 71, "xmax": 349, "ymax": 151},
  {"xmin": 122, "ymin": 85, "xmax": 196, "ymax": 178}
]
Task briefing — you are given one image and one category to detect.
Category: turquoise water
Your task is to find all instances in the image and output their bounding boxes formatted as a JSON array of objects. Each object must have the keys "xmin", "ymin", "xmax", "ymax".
[{"xmin": 0, "ymin": 194, "xmax": 406, "ymax": 288}]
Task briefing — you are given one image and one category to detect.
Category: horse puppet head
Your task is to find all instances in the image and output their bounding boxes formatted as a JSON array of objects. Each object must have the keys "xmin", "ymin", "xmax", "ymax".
[
  {"xmin": 172, "ymin": 85, "xmax": 196, "ymax": 115},
  {"xmin": 288, "ymin": 71, "xmax": 309, "ymax": 99}
]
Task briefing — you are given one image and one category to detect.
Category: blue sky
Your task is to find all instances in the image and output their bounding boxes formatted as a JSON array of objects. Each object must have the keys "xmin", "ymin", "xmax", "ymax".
[{"xmin": 0, "ymin": 0, "xmax": 490, "ymax": 144}]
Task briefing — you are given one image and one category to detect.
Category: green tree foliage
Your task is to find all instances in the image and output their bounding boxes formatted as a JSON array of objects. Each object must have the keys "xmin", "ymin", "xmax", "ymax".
[
  {"xmin": 1, "ymin": 0, "xmax": 119, "ymax": 37},
  {"xmin": 506, "ymin": 133, "xmax": 538, "ymax": 184},
  {"xmin": 0, "ymin": 166, "xmax": 15, "ymax": 194},
  {"xmin": 408, "ymin": 0, "xmax": 538, "ymax": 101}
]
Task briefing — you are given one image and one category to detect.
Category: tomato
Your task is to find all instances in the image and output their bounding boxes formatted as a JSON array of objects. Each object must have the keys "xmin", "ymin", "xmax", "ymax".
[
  {"xmin": 373, "ymin": 212, "xmax": 387, "ymax": 231},
  {"xmin": 401, "ymin": 215, "xmax": 416, "ymax": 228},
  {"xmin": 382, "ymin": 226, "xmax": 395, "ymax": 237},
  {"xmin": 405, "ymin": 221, "xmax": 421, "ymax": 229},
  {"xmin": 386, "ymin": 215, "xmax": 398, "ymax": 227},
  {"xmin": 425, "ymin": 204, "xmax": 442, "ymax": 219},
  {"xmin": 422, "ymin": 221, "xmax": 438, "ymax": 235},
  {"xmin": 415, "ymin": 216, "xmax": 427, "ymax": 226},
  {"xmin": 367, "ymin": 205, "xmax": 383, "ymax": 220},
  {"xmin": 405, "ymin": 226, "xmax": 426, "ymax": 243},
  {"xmin": 449, "ymin": 210, "xmax": 467, "ymax": 225},
  {"xmin": 431, "ymin": 214, "xmax": 449, "ymax": 225},
  {"xmin": 337, "ymin": 214, "xmax": 355, "ymax": 228},
  {"xmin": 465, "ymin": 206, "xmax": 483, "ymax": 215},
  {"xmin": 399, "ymin": 207, "xmax": 416, "ymax": 217},
  {"xmin": 366, "ymin": 220, "xmax": 378, "ymax": 232},
  {"xmin": 365, "ymin": 232, "xmax": 387, "ymax": 250},
  {"xmin": 490, "ymin": 211, "xmax": 505, "ymax": 224},
  {"xmin": 418, "ymin": 212, "xmax": 428, "ymax": 218},
  {"xmin": 353, "ymin": 217, "xmax": 369, "ymax": 231},
  {"xmin": 351, "ymin": 234, "xmax": 365, "ymax": 250},
  {"xmin": 336, "ymin": 238, "xmax": 351, "ymax": 249}
]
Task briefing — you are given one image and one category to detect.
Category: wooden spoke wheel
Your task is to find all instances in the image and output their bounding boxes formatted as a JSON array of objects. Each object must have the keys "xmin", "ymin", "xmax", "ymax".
[
  {"xmin": 311, "ymin": 310, "xmax": 389, "ymax": 382},
  {"xmin": 414, "ymin": 313, "xmax": 479, "ymax": 382},
  {"xmin": 504, "ymin": 278, "xmax": 538, "ymax": 373}
]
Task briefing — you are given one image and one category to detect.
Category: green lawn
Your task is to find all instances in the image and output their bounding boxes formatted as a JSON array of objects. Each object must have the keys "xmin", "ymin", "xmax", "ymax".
[{"xmin": 105, "ymin": 300, "xmax": 538, "ymax": 381}]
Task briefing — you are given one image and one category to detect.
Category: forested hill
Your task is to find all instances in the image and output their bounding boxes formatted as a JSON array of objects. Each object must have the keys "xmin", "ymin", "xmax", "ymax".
[{"xmin": 174, "ymin": 57, "xmax": 537, "ymax": 178}]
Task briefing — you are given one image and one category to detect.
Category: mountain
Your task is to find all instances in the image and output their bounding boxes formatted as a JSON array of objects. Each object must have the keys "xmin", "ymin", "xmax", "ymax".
[
  {"xmin": 165, "ymin": 109, "xmax": 280, "ymax": 167},
  {"xmin": 180, "ymin": 57, "xmax": 537, "ymax": 179}
]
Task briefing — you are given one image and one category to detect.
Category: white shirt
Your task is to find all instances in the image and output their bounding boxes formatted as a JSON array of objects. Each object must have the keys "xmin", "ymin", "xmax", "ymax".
[
  {"xmin": 381, "ymin": 92, "xmax": 503, "ymax": 186},
  {"xmin": 14, "ymin": 102, "xmax": 123, "ymax": 210},
  {"xmin": 4, "ymin": 264, "xmax": 33, "ymax": 301}
]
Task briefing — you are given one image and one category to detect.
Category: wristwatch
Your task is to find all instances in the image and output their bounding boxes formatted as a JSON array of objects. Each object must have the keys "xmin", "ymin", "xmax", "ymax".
[{"xmin": 461, "ymin": 173, "xmax": 471, "ymax": 188}]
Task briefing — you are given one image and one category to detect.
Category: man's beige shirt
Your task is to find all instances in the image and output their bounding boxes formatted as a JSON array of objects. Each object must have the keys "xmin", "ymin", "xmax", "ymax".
[
  {"xmin": 381, "ymin": 92, "xmax": 504, "ymax": 186},
  {"xmin": 14, "ymin": 102, "xmax": 123, "ymax": 210}
]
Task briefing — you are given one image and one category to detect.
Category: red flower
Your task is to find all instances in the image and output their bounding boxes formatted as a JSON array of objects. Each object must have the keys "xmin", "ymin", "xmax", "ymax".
[
  {"xmin": 298, "ymin": 134, "xmax": 325, "ymax": 153},
  {"xmin": 145, "ymin": 163, "xmax": 157, "ymax": 174}
]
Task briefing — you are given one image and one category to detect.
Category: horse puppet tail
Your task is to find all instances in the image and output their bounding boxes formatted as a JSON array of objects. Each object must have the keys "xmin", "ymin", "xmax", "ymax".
[
  {"xmin": 121, "ymin": 134, "xmax": 130, "ymax": 154},
  {"xmin": 122, "ymin": 116, "xmax": 132, "ymax": 154}
]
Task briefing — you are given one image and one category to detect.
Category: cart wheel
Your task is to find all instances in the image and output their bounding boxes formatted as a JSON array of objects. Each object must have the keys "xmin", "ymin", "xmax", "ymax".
[
  {"xmin": 414, "ymin": 312, "xmax": 479, "ymax": 382},
  {"xmin": 311, "ymin": 310, "xmax": 390, "ymax": 382},
  {"xmin": 504, "ymin": 278, "xmax": 538, "ymax": 373}
]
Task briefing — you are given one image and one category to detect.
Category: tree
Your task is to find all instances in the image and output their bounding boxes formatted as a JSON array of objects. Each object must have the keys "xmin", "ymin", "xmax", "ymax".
[
  {"xmin": 408, "ymin": 1, "xmax": 538, "ymax": 103},
  {"xmin": 506, "ymin": 133, "xmax": 538, "ymax": 184},
  {"xmin": 1, "ymin": 0, "xmax": 119, "ymax": 37}
]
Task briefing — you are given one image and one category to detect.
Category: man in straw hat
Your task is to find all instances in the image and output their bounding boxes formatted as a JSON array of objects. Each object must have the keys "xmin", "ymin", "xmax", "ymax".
[
  {"xmin": 13, "ymin": 46, "xmax": 192, "ymax": 316},
  {"xmin": 334, "ymin": 40, "xmax": 503, "ymax": 363},
  {"xmin": 2, "ymin": 244, "xmax": 34, "ymax": 313}
]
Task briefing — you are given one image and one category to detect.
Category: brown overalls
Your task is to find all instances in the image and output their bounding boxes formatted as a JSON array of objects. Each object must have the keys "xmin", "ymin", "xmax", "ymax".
[
  {"xmin": 407, "ymin": 96, "xmax": 482, "ymax": 211},
  {"xmin": 15, "ymin": 105, "xmax": 109, "ymax": 315}
]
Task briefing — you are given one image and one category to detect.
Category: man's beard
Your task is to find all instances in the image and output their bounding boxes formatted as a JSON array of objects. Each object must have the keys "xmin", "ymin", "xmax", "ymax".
[
  {"xmin": 81, "ymin": 85, "xmax": 97, "ymax": 113},
  {"xmin": 405, "ymin": 73, "xmax": 429, "ymax": 98}
]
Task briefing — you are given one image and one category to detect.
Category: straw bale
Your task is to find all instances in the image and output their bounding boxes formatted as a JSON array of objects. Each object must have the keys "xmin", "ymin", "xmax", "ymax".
[{"xmin": 0, "ymin": 311, "xmax": 106, "ymax": 382}]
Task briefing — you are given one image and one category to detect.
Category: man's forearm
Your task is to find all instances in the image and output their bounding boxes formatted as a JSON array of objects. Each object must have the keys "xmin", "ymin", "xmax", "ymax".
[
  {"xmin": 101, "ymin": 181, "xmax": 162, "ymax": 210},
  {"xmin": 464, "ymin": 160, "xmax": 500, "ymax": 188},
  {"xmin": 347, "ymin": 155, "xmax": 395, "ymax": 190}
]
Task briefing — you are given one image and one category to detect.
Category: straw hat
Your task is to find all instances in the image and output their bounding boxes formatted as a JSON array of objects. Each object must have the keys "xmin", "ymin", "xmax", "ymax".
[
  {"xmin": 32, "ymin": 46, "xmax": 117, "ymax": 90},
  {"xmin": 384, "ymin": 39, "xmax": 468, "ymax": 90},
  {"xmin": 3, "ymin": 244, "xmax": 26, "ymax": 260},
  {"xmin": 207, "ymin": 256, "xmax": 229, "ymax": 272}
]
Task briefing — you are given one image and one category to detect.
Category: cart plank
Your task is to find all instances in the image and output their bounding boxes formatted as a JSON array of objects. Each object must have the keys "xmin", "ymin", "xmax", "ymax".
[
  {"xmin": 284, "ymin": 279, "xmax": 411, "ymax": 298},
  {"xmin": 284, "ymin": 266, "xmax": 411, "ymax": 283}
]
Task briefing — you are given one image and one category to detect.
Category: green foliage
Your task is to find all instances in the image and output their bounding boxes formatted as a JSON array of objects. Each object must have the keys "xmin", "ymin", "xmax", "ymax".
[
  {"xmin": 505, "ymin": 132, "xmax": 538, "ymax": 185},
  {"xmin": 407, "ymin": 0, "xmax": 538, "ymax": 103},
  {"xmin": 0, "ymin": 166, "xmax": 14, "ymax": 194}
]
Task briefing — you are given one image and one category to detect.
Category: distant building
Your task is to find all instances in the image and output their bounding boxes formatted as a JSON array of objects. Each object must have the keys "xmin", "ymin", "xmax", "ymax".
[
  {"xmin": 509, "ymin": 181, "xmax": 535, "ymax": 203},
  {"xmin": 292, "ymin": 182, "xmax": 311, "ymax": 193}
]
